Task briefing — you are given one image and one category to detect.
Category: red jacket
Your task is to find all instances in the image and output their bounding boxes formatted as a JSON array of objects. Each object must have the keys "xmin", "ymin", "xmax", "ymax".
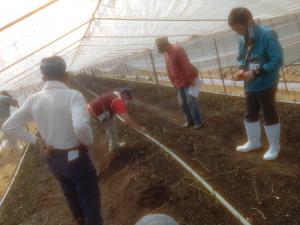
[
  {"xmin": 165, "ymin": 44, "xmax": 198, "ymax": 88},
  {"xmin": 87, "ymin": 92, "xmax": 127, "ymax": 118}
]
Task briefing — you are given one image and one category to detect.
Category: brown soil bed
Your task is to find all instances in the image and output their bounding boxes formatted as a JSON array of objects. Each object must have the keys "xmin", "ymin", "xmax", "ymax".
[
  {"xmin": 0, "ymin": 78, "xmax": 238, "ymax": 225},
  {"xmin": 72, "ymin": 75, "xmax": 300, "ymax": 225},
  {"xmin": 0, "ymin": 151, "xmax": 22, "ymax": 199}
]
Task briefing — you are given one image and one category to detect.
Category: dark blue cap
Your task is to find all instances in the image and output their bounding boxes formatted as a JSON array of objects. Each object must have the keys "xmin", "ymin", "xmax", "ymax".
[{"xmin": 119, "ymin": 87, "xmax": 133, "ymax": 99}]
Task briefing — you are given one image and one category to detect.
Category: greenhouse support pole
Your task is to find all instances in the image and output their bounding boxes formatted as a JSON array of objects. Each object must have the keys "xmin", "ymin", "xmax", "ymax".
[
  {"xmin": 69, "ymin": 0, "xmax": 102, "ymax": 68},
  {"xmin": 100, "ymin": 65, "xmax": 105, "ymax": 78},
  {"xmin": 281, "ymin": 67, "xmax": 289, "ymax": 94},
  {"xmin": 213, "ymin": 37, "xmax": 227, "ymax": 94},
  {"xmin": 0, "ymin": 21, "xmax": 89, "ymax": 75},
  {"xmin": 296, "ymin": 15, "xmax": 300, "ymax": 32},
  {"xmin": 12, "ymin": 51, "xmax": 76, "ymax": 87},
  {"xmin": 114, "ymin": 58, "xmax": 122, "ymax": 87},
  {"xmin": 144, "ymin": 51, "xmax": 155, "ymax": 84},
  {"xmin": 10, "ymin": 47, "xmax": 78, "ymax": 86},
  {"xmin": 125, "ymin": 56, "xmax": 135, "ymax": 81},
  {"xmin": 122, "ymin": 57, "xmax": 130, "ymax": 80},
  {"xmin": 147, "ymin": 49, "xmax": 162, "ymax": 97},
  {"xmin": 111, "ymin": 60, "xmax": 119, "ymax": 84},
  {"xmin": 3, "ymin": 39, "xmax": 81, "ymax": 85},
  {"xmin": 93, "ymin": 17, "xmax": 227, "ymax": 22},
  {"xmin": 0, "ymin": 0, "xmax": 58, "ymax": 33}
]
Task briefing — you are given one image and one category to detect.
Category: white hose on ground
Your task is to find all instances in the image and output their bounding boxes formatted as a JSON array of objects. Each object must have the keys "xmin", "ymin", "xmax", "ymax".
[{"xmin": 81, "ymin": 84, "xmax": 252, "ymax": 225}]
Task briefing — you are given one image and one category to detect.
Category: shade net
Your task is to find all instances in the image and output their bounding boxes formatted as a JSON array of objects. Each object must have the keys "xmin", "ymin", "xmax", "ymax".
[{"xmin": 0, "ymin": 0, "xmax": 299, "ymax": 98}]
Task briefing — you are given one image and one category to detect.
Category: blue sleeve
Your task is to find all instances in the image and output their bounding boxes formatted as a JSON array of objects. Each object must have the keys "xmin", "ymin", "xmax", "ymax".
[{"xmin": 262, "ymin": 30, "xmax": 283, "ymax": 73}]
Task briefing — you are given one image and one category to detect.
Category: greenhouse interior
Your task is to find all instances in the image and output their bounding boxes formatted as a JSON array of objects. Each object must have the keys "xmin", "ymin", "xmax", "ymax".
[{"xmin": 0, "ymin": 1, "xmax": 299, "ymax": 225}]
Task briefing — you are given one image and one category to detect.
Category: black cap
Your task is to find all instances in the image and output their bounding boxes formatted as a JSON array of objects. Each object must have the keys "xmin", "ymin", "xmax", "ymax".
[{"xmin": 40, "ymin": 56, "xmax": 66, "ymax": 79}]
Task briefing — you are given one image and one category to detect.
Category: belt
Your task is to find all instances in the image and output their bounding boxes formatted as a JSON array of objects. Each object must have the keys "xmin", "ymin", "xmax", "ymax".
[{"xmin": 44, "ymin": 144, "xmax": 88, "ymax": 161}]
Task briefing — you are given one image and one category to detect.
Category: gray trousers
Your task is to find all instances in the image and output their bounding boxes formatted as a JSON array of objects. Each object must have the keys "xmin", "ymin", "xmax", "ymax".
[
  {"xmin": 0, "ymin": 118, "xmax": 19, "ymax": 150},
  {"xmin": 103, "ymin": 117, "xmax": 119, "ymax": 151}
]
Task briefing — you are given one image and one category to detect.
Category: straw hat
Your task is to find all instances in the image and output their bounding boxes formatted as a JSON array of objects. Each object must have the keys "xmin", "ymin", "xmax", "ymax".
[{"xmin": 155, "ymin": 36, "xmax": 170, "ymax": 46}]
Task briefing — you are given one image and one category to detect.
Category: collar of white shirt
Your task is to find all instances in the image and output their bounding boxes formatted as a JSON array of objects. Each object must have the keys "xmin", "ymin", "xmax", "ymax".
[{"xmin": 42, "ymin": 81, "xmax": 68, "ymax": 90}]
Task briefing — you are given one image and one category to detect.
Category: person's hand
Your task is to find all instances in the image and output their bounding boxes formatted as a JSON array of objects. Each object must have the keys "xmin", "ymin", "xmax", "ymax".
[
  {"xmin": 233, "ymin": 70, "xmax": 255, "ymax": 82},
  {"xmin": 233, "ymin": 70, "xmax": 244, "ymax": 81},
  {"xmin": 242, "ymin": 71, "xmax": 255, "ymax": 82}
]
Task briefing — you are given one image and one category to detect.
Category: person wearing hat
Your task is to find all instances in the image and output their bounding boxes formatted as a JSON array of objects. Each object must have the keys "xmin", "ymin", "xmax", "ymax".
[
  {"xmin": 135, "ymin": 214, "xmax": 179, "ymax": 225},
  {"xmin": 0, "ymin": 90, "xmax": 19, "ymax": 150},
  {"xmin": 87, "ymin": 88, "xmax": 146, "ymax": 152},
  {"xmin": 229, "ymin": 8, "xmax": 283, "ymax": 160},
  {"xmin": 2, "ymin": 56, "xmax": 103, "ymax": 225},
  {"xmin": 155, "ymin": 36, "xmax": 202, "ymax": 129}
]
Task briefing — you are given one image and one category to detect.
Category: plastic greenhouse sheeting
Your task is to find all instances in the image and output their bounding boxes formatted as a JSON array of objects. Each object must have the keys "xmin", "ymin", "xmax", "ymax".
[
  {"xmin": 0, "ymin": 0, "xmax": 300, "ymax": 90},
  {"xmin": 102, "ymin": 13, "xmax": 300, "ymax": 74}
]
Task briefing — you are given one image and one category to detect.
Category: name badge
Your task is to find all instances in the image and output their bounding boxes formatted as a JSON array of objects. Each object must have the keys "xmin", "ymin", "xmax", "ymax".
[
  {"xmin": 68, "ymin": 150, "xmax": 79, "ymax": 161},
  {"xmin": 97, "ymin": 111, "xmax": 110, "ymax": 122},
  {"xmin": 249, "ymin": 63, "xmax": 260, "ymax": 71}
]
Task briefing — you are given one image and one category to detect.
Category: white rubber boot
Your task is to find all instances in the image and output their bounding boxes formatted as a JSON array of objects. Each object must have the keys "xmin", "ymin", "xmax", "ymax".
[
  {"xmin": 236, "ymin": 120, "xmax": 262, "ymax": 152},
  {"xmin": 263, "ymin": 123, "xmax": 281, "ymax": 160}
]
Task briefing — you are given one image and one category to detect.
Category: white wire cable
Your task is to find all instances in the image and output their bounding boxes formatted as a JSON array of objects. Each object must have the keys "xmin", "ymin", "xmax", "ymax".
[{"xmin": 81, "ymin": 84, "xmax": 251, "ymax": 225}]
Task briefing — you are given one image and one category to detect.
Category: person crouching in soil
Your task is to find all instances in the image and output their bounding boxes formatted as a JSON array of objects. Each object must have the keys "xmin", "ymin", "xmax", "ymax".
[{"xmin": 87, "ymin": 88, "xmax": 146, "ymax": 152}]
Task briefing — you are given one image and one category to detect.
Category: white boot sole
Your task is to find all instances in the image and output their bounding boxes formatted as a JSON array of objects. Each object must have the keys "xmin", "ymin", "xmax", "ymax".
[
  {"xmin": 263, "ymin": 155, "xmax": 278, "ymax": 160},
  {"xmin": 263, "ymin": 150, "xmax": 280, "ymax": 160},
  {"xmin": 236, "ymin": 144, "xmax": 262, "ymax": 153}
]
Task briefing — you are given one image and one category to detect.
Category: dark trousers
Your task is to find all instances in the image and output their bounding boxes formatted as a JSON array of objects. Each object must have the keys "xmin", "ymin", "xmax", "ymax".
[
  {"xmin": 178, "ymin": 86, "xmax": 201, "ymax": 125},
  {"xmin": 46, "ymin": 152, "xmax": 103, "ymax": 225},
  {"xmin": 245, "ymin": 86, "xmax": 279, "ymax": 125}
]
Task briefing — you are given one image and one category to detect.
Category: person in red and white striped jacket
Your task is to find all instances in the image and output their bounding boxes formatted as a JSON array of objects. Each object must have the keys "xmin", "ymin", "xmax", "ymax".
[{"xmin": 87, "ymin": 88, "xmax": 146, "ymax": 152}]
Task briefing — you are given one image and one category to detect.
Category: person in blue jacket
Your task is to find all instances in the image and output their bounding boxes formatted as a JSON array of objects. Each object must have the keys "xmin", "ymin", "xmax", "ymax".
[{"xmin": 229, "ymin": 7, "xmax": 283, "ymax": 160}]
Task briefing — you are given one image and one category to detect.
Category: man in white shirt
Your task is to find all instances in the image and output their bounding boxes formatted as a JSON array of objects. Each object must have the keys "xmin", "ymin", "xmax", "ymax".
[{"xmin": 2, "ymin": 56, "xmax": 103, "ymax": 225}]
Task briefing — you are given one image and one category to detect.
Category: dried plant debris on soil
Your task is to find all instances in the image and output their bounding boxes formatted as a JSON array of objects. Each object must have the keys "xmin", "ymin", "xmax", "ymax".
[
  {"xmin": 71, "ymin": 75, "xmax": 300, "ymax": 225},
  {"xmin": 0, "ymin": 95, "xmax": 234, "ymax": 224}
]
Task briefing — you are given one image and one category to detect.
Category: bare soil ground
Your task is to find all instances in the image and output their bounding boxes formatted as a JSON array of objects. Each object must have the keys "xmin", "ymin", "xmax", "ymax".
[
  {"xmin": 0, "ymin": 124, "xmax": 37, "ymax": 200},
  {"xmin": 0, "ymin": 150, "xmax": 21, "ymax": 199},
  {"xmin": 74, "ymin": 75, "xmax": 300, "ymax": 225},
  {"xmin": 0, "ymin": 75, "xmax": 298, "ymax": 225},
  {"xmin": 0, "ymin": 78, "xmax": 238, "ymax": 225}
]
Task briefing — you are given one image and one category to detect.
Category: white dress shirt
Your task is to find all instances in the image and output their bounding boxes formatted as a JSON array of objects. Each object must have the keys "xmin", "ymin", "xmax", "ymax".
[{"xmin": 2, "ymin": 81, "xmax": 93, "ymax": 153}]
